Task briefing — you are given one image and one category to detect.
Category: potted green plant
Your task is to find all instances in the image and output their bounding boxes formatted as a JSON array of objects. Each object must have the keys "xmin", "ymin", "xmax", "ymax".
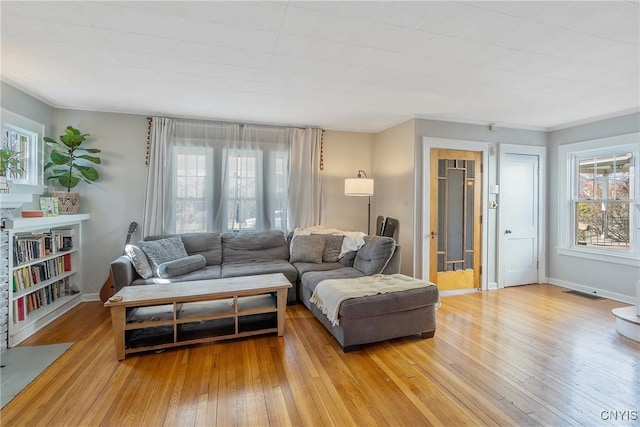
[
  {"xmin": 44, "ymin": 126, "xmax": 101, "ymax": 213},
  {"xmin": 0, "ymin": 148, "xmax": 24, "ymax": 193}
]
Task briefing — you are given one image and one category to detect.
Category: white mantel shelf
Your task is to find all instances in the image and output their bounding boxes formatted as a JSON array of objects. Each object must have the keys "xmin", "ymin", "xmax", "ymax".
[
  {"xmin": 0, "ymin": 193, "xmax": 33, "ymax": 209},
  {"xmin": 2, "ymin": 213, "xmax": 90, "ymax": 231}
]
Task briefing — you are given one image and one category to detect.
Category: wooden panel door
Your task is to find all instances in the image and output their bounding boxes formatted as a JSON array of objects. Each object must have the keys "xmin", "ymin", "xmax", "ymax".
[{"xmin": 429, "ymin": 149, "xmax": 482, "ymax": 290}]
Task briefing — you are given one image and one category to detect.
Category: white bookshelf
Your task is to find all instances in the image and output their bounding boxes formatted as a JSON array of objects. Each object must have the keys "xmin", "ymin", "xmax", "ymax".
[{"xmin": 4, "ymin": 214, "xmax": 89, "ymax": 346}]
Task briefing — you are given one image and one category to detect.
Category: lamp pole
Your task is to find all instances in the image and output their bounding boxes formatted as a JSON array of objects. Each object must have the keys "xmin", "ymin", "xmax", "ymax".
[{"xmin": 367, "ymin": 195, "xmax": 371, "ymax": 235}]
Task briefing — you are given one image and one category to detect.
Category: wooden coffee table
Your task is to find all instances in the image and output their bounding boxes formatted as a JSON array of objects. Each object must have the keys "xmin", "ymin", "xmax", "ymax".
[{"xmin": 104, "ymin": 273, "xmax": 292, "ymax": 360}]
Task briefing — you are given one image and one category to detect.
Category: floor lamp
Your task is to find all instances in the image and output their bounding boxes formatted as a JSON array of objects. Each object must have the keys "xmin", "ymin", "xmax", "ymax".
[{"xmin": 344, "ymin": 170, "xmax": 374, "ymax": 234}]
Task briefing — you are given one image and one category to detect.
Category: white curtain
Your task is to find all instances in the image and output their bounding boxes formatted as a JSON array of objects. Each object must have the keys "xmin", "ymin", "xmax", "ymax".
[
  {"xmin": 143, "ymin": 117, "xmax": 322, "ymax": 235},
  {"xmin": 289, "ymin": 128, "xmax": 322, "ymax": 228},
  {"xmin": 142, "ymin": 117, "xmax": 173, "ymax": 237}
]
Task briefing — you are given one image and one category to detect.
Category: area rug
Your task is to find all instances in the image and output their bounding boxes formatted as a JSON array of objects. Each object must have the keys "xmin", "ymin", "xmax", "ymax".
[{"xmin": 0, "ymin": 342, "xmax": 73, "ymax": 408}]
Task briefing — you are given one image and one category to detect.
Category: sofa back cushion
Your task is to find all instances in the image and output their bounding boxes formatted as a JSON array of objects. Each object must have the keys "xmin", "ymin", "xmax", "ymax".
[
  {"xmin": 353, "ymin": 236, "xmax": 396, "ymax": 275},
  {"xmin": 222, "ymin": 230, "xmax": 289, "ymax": 263},
  {"xmin": 180, "ymin": 233, "xmax": 222, "ymax": 265},
  {"xmin": 145, "ymin": 233, "xmax": 222, "ymax": 266}
]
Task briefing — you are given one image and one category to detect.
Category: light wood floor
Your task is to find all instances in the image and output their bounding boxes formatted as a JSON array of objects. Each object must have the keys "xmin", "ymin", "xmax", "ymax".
[{"xmin": 2, "ymin": 284, "xmax": 639, "ymax": 426}]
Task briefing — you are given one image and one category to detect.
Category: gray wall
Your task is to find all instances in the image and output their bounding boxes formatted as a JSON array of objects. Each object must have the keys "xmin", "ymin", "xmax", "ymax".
[
  {"xmin": 1, "ymin": 81, "xmax": 55, "ymax": 133},
  {"xmin": 548, "ymin": 113, "xmax": 640, "ymax": 301},
  {"xmin": 52, "ymin": 109, "xmax": 148, "ymax": 294}
]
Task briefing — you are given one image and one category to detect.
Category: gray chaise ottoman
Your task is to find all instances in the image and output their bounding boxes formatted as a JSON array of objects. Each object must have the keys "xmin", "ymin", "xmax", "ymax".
[{"xmin": 301, "ymin": 272, "xmax": 439, "ymax": 352}]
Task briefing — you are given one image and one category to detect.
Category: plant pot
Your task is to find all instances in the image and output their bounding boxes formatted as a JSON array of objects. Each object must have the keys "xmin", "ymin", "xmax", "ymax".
[{"xmin": 53, "ymin": 191, "xmax": 80, "ymax": 214}]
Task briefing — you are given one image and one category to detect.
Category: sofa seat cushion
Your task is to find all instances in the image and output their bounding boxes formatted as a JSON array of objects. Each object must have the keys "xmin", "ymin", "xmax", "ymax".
[
  {"xmin": 293, "ymin": 261, "xmax": 343, "ymax": 278},
  {"xmin": 300, "ymin": 267, "xmax": 364, "ymax": 308},
  {"xmin": 338, "ymin": 285, "xmax": 439, "ymax": 319},
  {"xmin": 132, "ymin": 265, "xmax": 222, "ymax": 285},
  {"xmin": 222, "ymin": 260, "xmax": 298, "ymax": 284}
]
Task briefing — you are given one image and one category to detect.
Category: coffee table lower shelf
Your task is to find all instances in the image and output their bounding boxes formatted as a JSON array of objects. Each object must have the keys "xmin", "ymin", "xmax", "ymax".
[{"xmin": 105, "ymin": 274, "xmax": 292, "ymax": 360}]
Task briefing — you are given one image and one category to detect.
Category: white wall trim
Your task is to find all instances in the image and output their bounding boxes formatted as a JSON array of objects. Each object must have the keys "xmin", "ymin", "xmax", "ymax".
[
  {"xmin": 421, "ymin": 137, "xmax": 490, "ymax": 290},
  {"xmin": 497, "ymin": 144, "xmax": 547, "ymax": 288},
  {"xmin": 547, "ymin": 277, "xmax": 635, "ymax": 305},
  {"xmin": 547, "ymin": 107, "xmax": 640, "ymax": 132}
]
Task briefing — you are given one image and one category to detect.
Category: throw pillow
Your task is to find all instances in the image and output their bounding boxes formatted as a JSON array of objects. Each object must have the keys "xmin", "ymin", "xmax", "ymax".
[
  {"xmin": 157, "ymin": 254, "xmax": 206, "ymax": 278},
  {"xmin": 322, "ymin": 235, "xmax": 344, "ymax": 262},
  {"xmin": 124, "ymin": 244, "xmax": 154, "ymax": 279},
  {"xmin": 138, "ymin": 236, "xmax": 189, "ymax": 271},
  {"xmin": 290, "ymin": 235, "xmax": 325, "ymax": 263}
]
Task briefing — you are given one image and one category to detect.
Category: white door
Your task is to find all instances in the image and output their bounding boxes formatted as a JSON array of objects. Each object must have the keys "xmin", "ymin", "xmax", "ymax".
[{"xmin": 501, "ymin": 153, "xmax": 539, "ymax": 286}]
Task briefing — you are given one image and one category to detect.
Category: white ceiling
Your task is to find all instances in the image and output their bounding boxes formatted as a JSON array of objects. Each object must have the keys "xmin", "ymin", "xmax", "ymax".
[{"xmin": 1, "ymin": 1, "xmax": 639, "ymax": 132}]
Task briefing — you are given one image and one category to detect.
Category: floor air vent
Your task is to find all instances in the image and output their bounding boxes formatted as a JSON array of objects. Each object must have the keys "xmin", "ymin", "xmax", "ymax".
[{"xmin": 562, "ymin": 290, "xmax": 605, "ymax": 300}]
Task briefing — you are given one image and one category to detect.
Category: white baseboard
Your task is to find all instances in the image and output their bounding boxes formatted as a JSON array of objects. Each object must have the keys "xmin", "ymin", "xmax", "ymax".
[
  {"xmin": 547, "ymin": 277, "xmax": 635, "ymax": 305},
  {"xmin": 488, "ymin": 281, "xmax": 498, "ymax": 290},
  {"xmin": 81, "ymin": 293, "xmax": 101, "ymax": 302},
  {"xmin": 439, "ymin": 289, "xmax": 481, "ymax": 297}
]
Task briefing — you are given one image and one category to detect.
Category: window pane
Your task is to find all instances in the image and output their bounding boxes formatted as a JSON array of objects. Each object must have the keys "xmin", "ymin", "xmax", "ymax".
[
  {"xmin": 2, "ymin": 125, "xmax": 36, "ymax": 184},
  {"xmin": 175, "ymin": 149, "xmax": 208, "ymax": 233},
  {"xmin": 578, "ymin": 152, "xmax": 633, "ymax": 200},
  {"xmin": 576, "ymin": 201, "xmax": 629, "ymax": 249},
  {"xmin": 227, "ymin": 153, "xmax": 257, "ymax": 230}
]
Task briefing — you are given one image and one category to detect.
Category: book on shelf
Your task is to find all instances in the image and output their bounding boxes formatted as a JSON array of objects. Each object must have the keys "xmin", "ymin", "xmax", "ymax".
[
  {"xmin": 14, "ymin": 297, "xmax": 26, "ymax": 322},
  {"xmin": 51, "ymin": 227, "xmax": 73, "ymax": 251},
  {"xmin": 14, "ymin": 278, "xmax": 70, "ymax": 321},
  {"xmin": 12, "ymin": 228, "xmax": 74, "ymax": 264}
]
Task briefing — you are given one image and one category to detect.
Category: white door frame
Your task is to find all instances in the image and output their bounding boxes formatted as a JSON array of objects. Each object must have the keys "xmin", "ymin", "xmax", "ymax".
[
  {"xmin": 422, "ymin": 137, "xmax": 490, "ymax": 291},
  {"xmin": 497, "ymin": 144, "xmax": 547, "ymax": 288}
]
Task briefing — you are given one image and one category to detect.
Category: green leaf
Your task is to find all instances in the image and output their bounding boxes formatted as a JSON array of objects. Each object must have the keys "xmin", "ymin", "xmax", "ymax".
[
  {"xmin": 50, "ymin": 150, "xmax": 71, "ymax": 165},
  {"xmin": 59, "ymin": 174, "xmax": 80, "ymax": 189},
  {"xmin": 75, "ymin": 165, "xmax": 99, "ymax": 182},
  {"xmin": 45, "ymin": 141, "xmax": 63, "ymax": 149},
  {"xmin": 82, "ymin": 148, "xmax": 102, "ymax": 153},
  {"xmin": 77, "ymin": 154, "xmax": 101, "ymax": 164},
  {"xmin": 60, "ymin": 126, "xmax": 89, "ymax": 148}
]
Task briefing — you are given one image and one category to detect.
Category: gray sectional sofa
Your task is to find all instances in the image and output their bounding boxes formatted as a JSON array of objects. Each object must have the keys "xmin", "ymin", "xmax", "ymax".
[
  {"xmin": 110, "ymin": 229, "xmax": 438, "ymax": 351},
  {"xmin": 110, "ymin": 229, "xmax": 401, "ymax": 304}
]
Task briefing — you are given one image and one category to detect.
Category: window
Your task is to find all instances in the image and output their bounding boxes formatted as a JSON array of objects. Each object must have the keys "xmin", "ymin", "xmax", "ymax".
[
  {"xmin": 1, "ymin": 110, "xmax": 43, "ymax": 188},
  {"xmin": 171, "ymin": 139, "xmax": 290, "ymax": 234},
  {"xmin": 175, "ymin": 147, "xmax": 210, "ymax": 234},
  {"xmin": 576, "ymin": 152, "xmax": 633, "ymax": 250},
  {"xmin": 558, "ymin": 133, "xmax": 639, "ymax": 264}
]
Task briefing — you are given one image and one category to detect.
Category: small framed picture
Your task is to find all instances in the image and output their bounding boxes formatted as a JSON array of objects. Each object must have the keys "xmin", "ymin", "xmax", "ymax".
[{"xmin": 40, "ymin": 197, "xmax": 59, "ymax": 217}]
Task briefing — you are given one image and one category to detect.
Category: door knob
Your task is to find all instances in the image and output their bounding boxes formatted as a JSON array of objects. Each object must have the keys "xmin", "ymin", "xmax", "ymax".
[{"xmin": 505, "ymin": 229, "xmax": 512, "ymax": 234}]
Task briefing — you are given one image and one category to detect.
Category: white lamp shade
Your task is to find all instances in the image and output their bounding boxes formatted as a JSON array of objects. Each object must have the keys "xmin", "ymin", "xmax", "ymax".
[{"xmin": 344, "ymin": 178, "xmax": 374, "ymax": 196}]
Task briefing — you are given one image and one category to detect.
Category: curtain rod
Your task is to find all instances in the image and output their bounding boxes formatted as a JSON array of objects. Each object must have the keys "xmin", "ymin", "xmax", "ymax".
[
  {"xmin": 145, "ymin": 117, "xmax": 325, "ymax": 168},
  {"xmin": 146, "ymin": 116, "xmax": 323, "ymax": 132}
]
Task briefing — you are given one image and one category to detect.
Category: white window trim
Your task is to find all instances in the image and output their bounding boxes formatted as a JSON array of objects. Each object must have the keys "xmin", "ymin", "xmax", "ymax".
[
  {"xmin": 557, "ymin": 132, "xmax": 639, "ymax": 266},
  {"xmin": 1, "ymin": 109, "xmax": 44, "ymax": 193}
]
